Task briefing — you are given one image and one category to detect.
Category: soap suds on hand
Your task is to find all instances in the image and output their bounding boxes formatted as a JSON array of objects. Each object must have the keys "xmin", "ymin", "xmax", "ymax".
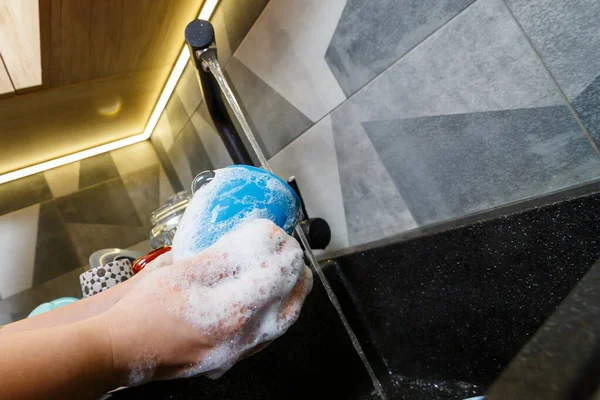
[{"xmin": 134, "ymin": 218, "xmax": 312, "ymax": 381}]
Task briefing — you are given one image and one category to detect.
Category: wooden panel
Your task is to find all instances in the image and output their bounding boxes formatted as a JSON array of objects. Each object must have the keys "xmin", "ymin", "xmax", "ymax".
[
  {"xmin": 0, "ymin": 65, "xmax": 171, "ymax": 174},
  {"xmin": 0, "ymin": 0, "xmax": 203, "ymax": 174},
  {"xmin": 43, "ymin": 0, "xmax": 201, "ymax": 88},
  {"xmin": 0, "ymin": 0, "xmax": 42, "ymax": 90},
  {"xmin": 0, "ymin": 57, "xmax": 13, "ymax": 96}
]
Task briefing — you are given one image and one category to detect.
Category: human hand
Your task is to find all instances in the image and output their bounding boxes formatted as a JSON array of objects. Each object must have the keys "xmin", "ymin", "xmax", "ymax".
[{"xmin": 100, "ymin": 219, "xmax": 312, "ymax": 385}]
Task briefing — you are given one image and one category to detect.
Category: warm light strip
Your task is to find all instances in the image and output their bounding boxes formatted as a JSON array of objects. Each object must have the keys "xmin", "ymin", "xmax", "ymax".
[
  {"xmin": 0, "ymin": 134, "xmax": 146, "ymax": 184},
  {"xmin": 0, "ymin": 0, "xmax": 219, "ymax": 185},
  {"xmin": 141, "ymin": 0, "xmax": 219, "ymax": 139}
]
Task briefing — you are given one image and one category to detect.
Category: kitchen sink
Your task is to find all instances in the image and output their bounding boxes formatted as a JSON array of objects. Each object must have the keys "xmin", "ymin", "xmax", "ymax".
[{"xmin": 108, "ymin": 183, "xmax": 600, "ymax": 399}]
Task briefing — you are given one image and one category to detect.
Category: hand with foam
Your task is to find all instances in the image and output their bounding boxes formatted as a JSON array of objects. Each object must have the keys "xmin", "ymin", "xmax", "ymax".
[{"xmin": 101, "ymin": 219, "xmax": 313, "ymax": 385}]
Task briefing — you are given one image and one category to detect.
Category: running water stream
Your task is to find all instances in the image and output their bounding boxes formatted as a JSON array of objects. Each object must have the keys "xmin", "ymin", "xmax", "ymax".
[{"xmin": 199, "ymin": 49, "xmax": 387, "ymax": 400}]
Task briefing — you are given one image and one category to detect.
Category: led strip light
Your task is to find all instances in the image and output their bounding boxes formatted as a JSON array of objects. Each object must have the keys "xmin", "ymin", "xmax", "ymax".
[{"xmin": 0, "ymin": 0, "xmax": 219, "ymax": 185}]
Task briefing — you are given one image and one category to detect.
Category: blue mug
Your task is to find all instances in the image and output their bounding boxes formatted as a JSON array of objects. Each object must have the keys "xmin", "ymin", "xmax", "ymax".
[{"xmin": 172, "ymin": 165, "xmax": 302, "ymax": 260}]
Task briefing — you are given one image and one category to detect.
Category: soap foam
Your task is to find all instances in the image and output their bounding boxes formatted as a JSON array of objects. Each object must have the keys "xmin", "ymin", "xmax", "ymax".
[
  {"xmin": 138, "ymin": 218, "xmax": 312, "ymax": 381},
  {"xmin": 172, "ymin": 167, "xmax": 301, "ymax": 261}
]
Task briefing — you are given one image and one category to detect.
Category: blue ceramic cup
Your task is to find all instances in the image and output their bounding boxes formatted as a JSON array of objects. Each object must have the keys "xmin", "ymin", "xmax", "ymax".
[{"xmin": 172, "ymin": 165, "xmax": 302, "ymax": 260}]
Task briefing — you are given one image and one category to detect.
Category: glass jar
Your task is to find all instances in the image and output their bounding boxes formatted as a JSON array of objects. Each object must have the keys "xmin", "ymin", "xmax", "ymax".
[{"xmin": 149, "ymin": 191, "xmax": 192, "ymax": 249}]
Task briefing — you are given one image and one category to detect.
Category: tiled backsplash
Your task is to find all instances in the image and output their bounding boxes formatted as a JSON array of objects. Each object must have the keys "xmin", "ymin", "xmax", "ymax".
[
  {"xmin": 0, "ymin": 141, "xmax": 172, "ymax": 323},
  {"xmin": 150, "ymin": 0, "xmax": 600, "ymax": 255}
]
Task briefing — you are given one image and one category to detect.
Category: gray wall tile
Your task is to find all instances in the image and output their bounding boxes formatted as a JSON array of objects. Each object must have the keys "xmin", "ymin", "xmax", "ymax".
[
  {"xmin": 220, "ymin": 0, "xmax": 269, "ymax": 59},
  {"xmin": 165, "ymin": 92, "xmax": 189, "ymax": 141},
  {"xmin": 0, "ymin": 174, "xmax": 51, "ymax": 216},
  {"xmin": 191, "ymin": 103, "xmax": 234, "ymax": 169},
  {"xmin": 225, "ymin": 56, "xmax": 313, "ymax": 158},
  {"xmin": 56, "ymin": 179, "xmax": 142, "ymax": 227},
  {"xmin": 151, "ymin": 134, "xmax": 184, "ymax": 193},
  {"xmin": 326, "ymin": 0, "xmax": 475, "ymax": 96},
  {"xmin": 122, "ymin": 165, "xmax": 160, "ymax": 231},
  {"xmin": 505, "ymin": 0, "xmax": 600, "ymax": 146},
  {"xmin": 505, "ymin": 0, "xmax": 600, "ymax": 100},
  {"xmin": 180, "ymin": 120, "xmax": 214, "ymax": 178},
  {"xmin": 33, "ymin": 201, "xmax": 80, "ymax": 285},
  {"xmin": 269, "ymin": 116, "xmax": 350, "ymax": 253},
  {"xmin": 65, "ymin": 222, "xmax": 147, "ymax": 267},
  {"xmin": 175, "ymin": 62, "xmax": 203, "ymax": 118},
  {"xmin": 331, "ymin": 110, "xmax": 417, "ymax": 246},
  {"xmin": 365, "ymin": 106, "xmax": 600, "ymax": 225},
  {"xmin": 573, "ymin": 76, "xmax": 600, "ymax": 143},
  {"xmin": 79, "ymin": 153, "xmax": 120, "ymax": 190}
]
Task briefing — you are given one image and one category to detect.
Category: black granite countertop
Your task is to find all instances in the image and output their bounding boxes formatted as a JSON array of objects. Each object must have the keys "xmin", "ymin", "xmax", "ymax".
[{"xmin": 110, "ymin": 183, "xmax": 600, "ymax": 399}]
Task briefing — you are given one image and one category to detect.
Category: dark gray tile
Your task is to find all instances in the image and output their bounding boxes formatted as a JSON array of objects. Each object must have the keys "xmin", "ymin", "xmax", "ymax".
[
  {"xmin": 151, "ymin": 134, "xmax": 184, "ymax": 193},
  {"xmin": 573, "ymin": 75, "xmax": 600, "ymax": 144},
  {"xmin": 364, "ymin": 106, "xmax": 600, "ymax": 225},
  {"xmin": 179, "ymin": 120, "xmax": 213, "ymax": 177},
  {"xmin": 78, "ymin": 153, "xmax": 120, "ymax": 190},
  {"xmin": 56, "ymin": 179, "xmax": 142, "ymax": 227},
  {"xmin": 0, "ymin": 266, "xmax": 87, "ymax": 323},
  {"xmin": 225, "ymin": 56, "xmax": 313, "ymax": 158},
  {"xmin": 0, "ymin": 281, "xmax": 52, "ymax": 323},
  {"xmin": 122, "ymin": 164, "xmax": 160, "ymax": 231},
  {"xmin": 166, "ymin": 92, "xmax": 190, "ymax": 141},
  {"xmin": 65, "ymin": 222, "xmax": 147, "ymax": 267},
  {"xmin": 0, "ymin": 173, "xmax": 52, "ymax": 216},
  {"xmin": 32, "ymin": 201, "xmax": 81, "ymax": 285},
  {"xmin": 325, "ymin": 0, "xmax": 475, "ymax": 96},
  {"xmin": 41, "ymin": 266, "xmax": 87, "ymax": 300}
]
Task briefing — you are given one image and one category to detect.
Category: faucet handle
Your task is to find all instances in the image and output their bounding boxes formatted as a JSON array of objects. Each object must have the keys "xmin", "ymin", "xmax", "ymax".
[{"xmin": 185, "ymin": 19, "xmax": 215, "ymax": 53}]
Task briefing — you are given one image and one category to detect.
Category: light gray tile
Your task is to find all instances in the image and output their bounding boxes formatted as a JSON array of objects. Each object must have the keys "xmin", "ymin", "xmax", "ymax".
[
  {"xmin": 154, "ymin": 112, "xmax": 174, "ymax": 152},
  {"xmin": 110, "ymin": 140, "xmax": 159, "ymax": 177},
  {"xmin": 327, "ymin": 0, "xmax": 587, "ymax": 243},
  {"xmin": 225, "ymin": 56, "xmax": 313, "ymax": 158},
  {"xmin": 269, "ymin": 116, "xmax": 350, "ymax": 253},
  {"xmin": 333, "ymin": 0, "xmax": 564, "ymax": 128},
  {"xmin": 233, "ymin": 0, "xmax": 347, "ymax": 122},
  {"xmin": 175, "ymin": 61, "xmax": 203, "ymax": 118},
  {"xmin": 330, "ymin": 111, "xmax": 417, "ymax": 247},
  {"xmin": 151, "ymin": 133, "xmax": 183, "ymax": 193},
  {"xmin": 44, "ymin": 162, "xmax": 80, "ymax": 198},
  {"xmin": 214, "ymin": 0, "xmax": 269, "ymax": 67},
  {"xmin": 190, "ymin": 103, "xmax": 234, "ymax": 169},
  {"xmin": 158, "ymin": 165, "xmax": 175, "ymax": 205},
  {"xmin": 165, "ymin": 92, "xmax": 189, "ymax": 141},
  {"xmin": 325, "ymin": 0, "xmax": 474, "ymax": 96},
  {"xmin": 505, "ymin": 0, "xmax": 600, "ymax": 100},
  {"xmin": 0, "ymin": 205, "xmax": 39, "ymax": 298},
  {"xmin": 365, "ymin": 106, "xmax": 600, "ymax": 225}
]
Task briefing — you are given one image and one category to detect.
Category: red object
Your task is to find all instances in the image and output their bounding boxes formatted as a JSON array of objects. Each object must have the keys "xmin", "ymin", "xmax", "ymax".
[{"xmin": 132, "ymin": 246, "xmax": 172, "ymax": 274}]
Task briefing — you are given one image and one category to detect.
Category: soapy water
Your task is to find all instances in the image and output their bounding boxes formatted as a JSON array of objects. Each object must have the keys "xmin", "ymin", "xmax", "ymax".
[
  {"xmin": 131, "ymin": 219, "xmax": 312, "ymax": 383},
  {"xmin": 202, "ymin": 51, "xmax": 388, "ymax": 399}
]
